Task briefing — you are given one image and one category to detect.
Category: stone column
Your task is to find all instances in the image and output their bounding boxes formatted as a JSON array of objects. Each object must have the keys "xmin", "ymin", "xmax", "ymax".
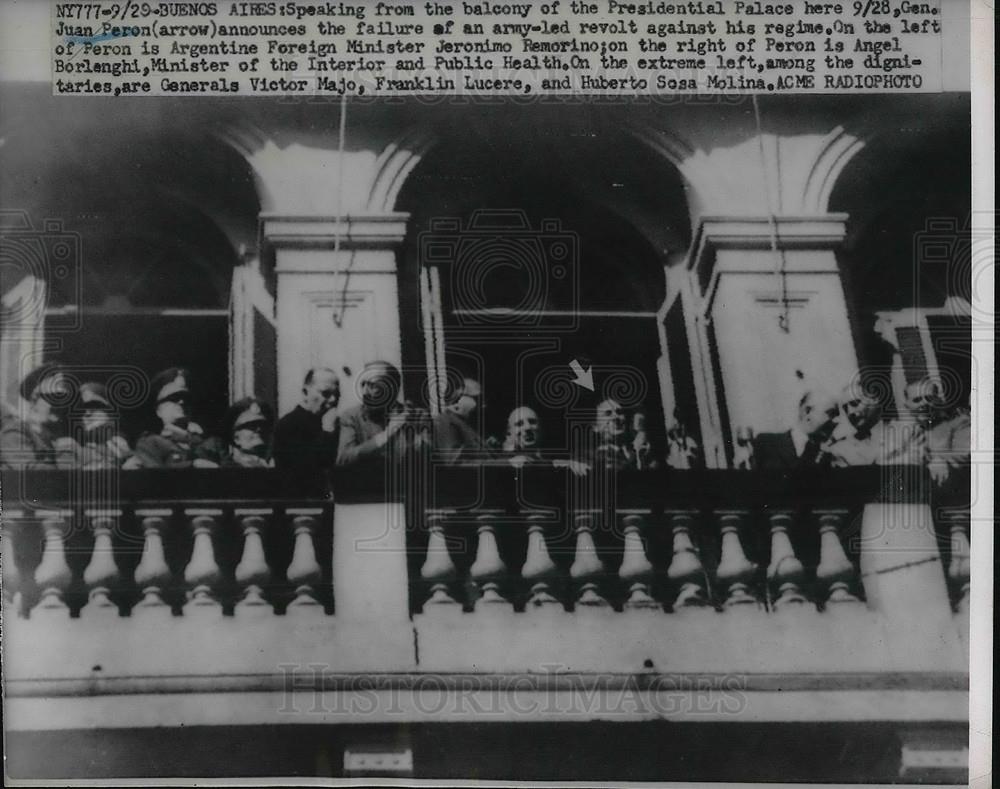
[{"xmin": 686, "ymin": 215, "xmax": 859, "ymax": 448}]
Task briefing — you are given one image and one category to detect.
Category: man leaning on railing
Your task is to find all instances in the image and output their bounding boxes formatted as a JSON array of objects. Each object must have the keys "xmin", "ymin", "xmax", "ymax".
[
  {"xmin": 499, "ymin": 405, "xmax": 589, "ymax": 477},
  {"xmin": 336, "ymin": 360, "xmax": 431, "ymax": 469}
]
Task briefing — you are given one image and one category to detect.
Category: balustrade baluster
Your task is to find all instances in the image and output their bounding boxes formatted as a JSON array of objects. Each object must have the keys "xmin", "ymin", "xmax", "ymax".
[
  {"xmin": 468, "ymin": 512, "xmax": 512, "ymax": 611},
  {"xmin": 618, "ymin": 512, "xmax": 659, "ymax": 610},
  {"xmin": 31, "ymin": 510, "xmax": 74, "ymax": 618},
  {"xmin": 183, "ymin": 509, "xmax": 223, "ymax": 617},
  {"xmin": 570, "ymin": 512, "xmax": 609, "ymax": 609},
  {"xmin": 133, "ymin": 509, "xmax": 174, "ymax": 618},
  {"xmin": 946, "ymin": 510, "xmax": 970, "ymax": 615},
  {"xmin": 714, "ymin": 511, "xmax": 760, "ymax": 608},
  {"xmin": 235, "ymin": 508, "xmax": 273, "ymax": 616},
  {"xmin": 286, "ymin": 509, "xmax": 324, "ymax": 614},
  {"xmin": 666, "ymin": 510, "xmax": 710, "ymax": 610},
  {"xmin": 82, "ymin": 509, "xmax": 122, "ymax": 618},
  {"xmin": 521, "ymin": 513, "xmax": 561, "ymax": 611},
  {"xmin": 767, "ymin": 513, "xmax": 808, "ymax": 610},
  {"xmin": 420, "ymin": 511, "xmax": 459, "ymax": 609},
  {"xmin": 2, "ymin": 511, "xmax": 25, "ymax": 619},
  {"xmin": 814, "ymin": 510, "xmax": 863, "ymax": 608}
]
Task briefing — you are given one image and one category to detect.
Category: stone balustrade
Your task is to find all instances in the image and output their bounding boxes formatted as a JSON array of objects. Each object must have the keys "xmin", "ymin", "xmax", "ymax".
[
  {"xmin": 413, "ymin": 506, "xmax": 867, "ymax": 615},
  {"xmin": 0, "ymin": 467, "xmax": 970, "ymax": 786},
  {"xmin": 1, "ymin": 477, "xmax": 334, "ymax": 620},
  {"xmin": 408, "ymin": 464, "xmax": 963, "ymax": 619},
  {"xmin": 0, "ymin": 465, "xmax": 964, "ymax": 627}
]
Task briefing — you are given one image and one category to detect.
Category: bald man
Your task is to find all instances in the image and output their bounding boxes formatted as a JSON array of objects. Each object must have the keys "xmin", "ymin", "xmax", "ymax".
[
  {"xmin": 881, "ymin": 377, "xmax": 971, "ymax": 486},
  {"xmin": 273, "ymin": 366, "xmax": 341, "ymax": 478},
  {"xmin": 503, "ymin": 405, "xmax": 589, "ymax": 477},
  {"xmin": 753, "ymin": 388, "xmax": 839, "ymax": 470},
  {"xmin": 825, "ymin": 381, "xmax": 887, "ymax": 467}
]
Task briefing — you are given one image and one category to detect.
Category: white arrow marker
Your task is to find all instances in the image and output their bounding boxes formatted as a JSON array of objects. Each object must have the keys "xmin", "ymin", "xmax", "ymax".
[{"xmin": 569, "ymin": 359, "xmax": 594, "ymax": 391}]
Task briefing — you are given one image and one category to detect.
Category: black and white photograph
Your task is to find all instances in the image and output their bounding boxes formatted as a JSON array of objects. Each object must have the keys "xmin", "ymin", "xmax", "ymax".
[{"xmin": 0, "ymin": 0, "xmax": 992, "ymax": 785}]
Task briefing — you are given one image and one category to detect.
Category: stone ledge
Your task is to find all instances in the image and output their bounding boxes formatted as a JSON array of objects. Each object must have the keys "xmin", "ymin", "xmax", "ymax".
[
  {"xmin": 2, "ymin": 615, "xmax": 416, "ymax": 680},
  {"xmin": 262, "ymin": 213, "xmax": 409, "ymax": 249},
  {"xmin": 413, "ymin": 606, "xmax": 967, "ymax": 675},
  {"xmin": 3, "ymin": 686, "xmax": 969, "ymax": 731}
]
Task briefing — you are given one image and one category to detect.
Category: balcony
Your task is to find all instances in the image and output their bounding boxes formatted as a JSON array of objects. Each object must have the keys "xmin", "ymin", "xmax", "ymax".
[{"xmin": 2, "ymin": 466, "xmax": 969, "ymax": 751}]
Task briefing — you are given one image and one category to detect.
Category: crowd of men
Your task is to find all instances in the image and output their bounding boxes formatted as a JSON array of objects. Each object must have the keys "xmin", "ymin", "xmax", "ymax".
[
  {"xmin": 0, "ymin": 360, "xmax": 971, "ymax": 488},
  {"xmin": 751, "ymin": 376, "xmax": 971, "ymax": 486}
]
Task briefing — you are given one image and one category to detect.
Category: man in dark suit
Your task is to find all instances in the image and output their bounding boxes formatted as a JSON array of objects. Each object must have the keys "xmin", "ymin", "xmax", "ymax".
[
  {"xmin": 272, "ymin": 367, "xmax": 341, "ymax": 477},
  {"xmin": 432, "ymin": 376, "xmax": 492, "ymax": 464},
  {"xmin": 752, "ymin": 388, "xmax": 840, "ymax": 470}
]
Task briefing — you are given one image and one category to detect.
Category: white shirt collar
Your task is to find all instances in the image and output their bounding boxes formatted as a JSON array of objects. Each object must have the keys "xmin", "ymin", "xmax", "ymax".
[{"xmin": 790, "ymin": 426, "xmax": 809, "ymax": 456}]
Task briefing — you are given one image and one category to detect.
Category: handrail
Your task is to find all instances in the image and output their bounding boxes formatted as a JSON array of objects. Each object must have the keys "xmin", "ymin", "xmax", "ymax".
[{"xmin": 0, "ymin": 465, "xmax": 937, "ymax": 512}]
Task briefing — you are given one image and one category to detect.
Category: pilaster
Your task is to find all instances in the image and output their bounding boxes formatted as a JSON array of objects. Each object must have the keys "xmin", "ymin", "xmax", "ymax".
[
  {"xmin": 263, "ymin": 213, "xmax": 409, "ymax": 414},
  {"xmin": 683, "ymin": 215, "xmax": 858, "ymax": 455}
]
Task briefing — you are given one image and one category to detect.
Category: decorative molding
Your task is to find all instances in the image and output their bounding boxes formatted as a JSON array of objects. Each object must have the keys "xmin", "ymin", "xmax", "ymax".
[
  {"xmin": 693, "ymin": 215, "xmax": 849, "ymax": 255},
  {"xmin": 688, "ymin": 215, "xmax": 848, "ymax": 304},
  {"xmin": 261, "ymin": 213, "xmax": 410, "ymax": 250},
  {"xmin": 800, "ymin": 126, "xmax": 867, "ymax": 214},
  {"xmin": 368, "ymin": 126, "xmax": 439, "ymax": 213}
]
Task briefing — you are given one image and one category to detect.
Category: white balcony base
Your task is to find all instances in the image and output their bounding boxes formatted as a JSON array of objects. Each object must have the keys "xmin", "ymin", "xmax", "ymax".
[
  {"xmin": 3, "ymin": 614, "xmax": 415, "ymax": 683},
  {"xmin": 412, "ymin": 606, "xmax": 967, "ymax": 676},
  {"xmin": 3, "ymin": 606, "xmax": 967, "ymax": 734},
  {"xmin": 4, "ymin": 682, "xmax": 967, "ymax": 732}
]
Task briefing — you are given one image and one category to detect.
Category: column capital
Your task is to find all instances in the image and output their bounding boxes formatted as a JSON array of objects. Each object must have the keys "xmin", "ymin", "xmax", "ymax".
[
  {"xmin": 694, "ymin": 214, "xmax": 849, "ymax": 253},
  {"xmin": 690, "ymin": 214, "xmax": 849, "ymax": 301},
  {"xmin": 261, "ymin": 212, "xmax": 410, "ymax": 250}
]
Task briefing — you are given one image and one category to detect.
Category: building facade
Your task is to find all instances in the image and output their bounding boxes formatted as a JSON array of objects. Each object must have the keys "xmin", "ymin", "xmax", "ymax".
[{"xmin": 1, "ymin": 87, "xmax": 973, "ymax": 782}]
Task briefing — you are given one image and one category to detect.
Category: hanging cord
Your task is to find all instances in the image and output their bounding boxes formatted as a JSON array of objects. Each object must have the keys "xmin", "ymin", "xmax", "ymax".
[
  {"xmin": 331, "ymin": 94, "xmax": 350, "ymax": 329},
  {"xmin": 751, "ymin": 93, "xmax": 791, "ymax": 334}
]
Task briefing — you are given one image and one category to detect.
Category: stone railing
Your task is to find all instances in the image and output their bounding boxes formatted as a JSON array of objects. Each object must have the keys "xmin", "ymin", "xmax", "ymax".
[
  {"xmin": 1, "ymin": 464, "xmax": 970, "ymax": 760},
  {"xmin": 411, "ymin": 465, "xmax": 971, "ymax": 617},
  {"xmin": 0, "ymin": 466, "xmax": 970, "ymax": 627},
  {"xmin": 1, "ymin": 470, "xmax": 334, "ymax": 621}
]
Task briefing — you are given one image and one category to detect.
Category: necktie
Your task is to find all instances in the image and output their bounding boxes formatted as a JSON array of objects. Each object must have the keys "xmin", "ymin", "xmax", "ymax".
[{"xmin": 801, "ymin": 439, "xmax": 821, "ymax": 465}]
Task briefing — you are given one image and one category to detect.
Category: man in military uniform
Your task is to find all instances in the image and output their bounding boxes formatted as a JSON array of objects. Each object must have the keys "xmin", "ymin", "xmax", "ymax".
[
  {"xmin": 0, "ymin": 361, "xmax": 78, "ymax": 469},
  {"xmin": 213, "ymin": 397, "xmax": 275, "ymax": 468},
  {"xmin": 68, "ymin": 382, "xmax": 133, "ymax": 469},
  {"xmin": 126, "ymin": 368, "xmax": 219, "ymax": 469}
]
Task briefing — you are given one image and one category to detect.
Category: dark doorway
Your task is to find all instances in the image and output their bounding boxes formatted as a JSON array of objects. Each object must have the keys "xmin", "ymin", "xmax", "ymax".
[{"xmin": 397, "ymin": 108, "xmax": 691, "ymax": 455}]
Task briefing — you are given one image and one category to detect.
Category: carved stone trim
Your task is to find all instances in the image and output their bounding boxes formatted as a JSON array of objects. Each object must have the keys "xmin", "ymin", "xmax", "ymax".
[{"xmin": 262, "ymin": 213, "xmax": 409, "ymax": 250}]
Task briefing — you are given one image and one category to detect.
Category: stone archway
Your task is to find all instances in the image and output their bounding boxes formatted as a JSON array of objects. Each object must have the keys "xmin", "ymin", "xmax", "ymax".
[
  {"xmin": 392, "ymin": 111, "xmax": 694, "ymax": 455},
  {"xmin": 1, "ymin": 102, "xmax": 261, "ymax": 434}
]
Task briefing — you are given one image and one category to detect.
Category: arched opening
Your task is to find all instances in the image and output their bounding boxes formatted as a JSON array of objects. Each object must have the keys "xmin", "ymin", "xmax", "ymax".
[
  {"xmin": 0, "ymin": 98, "xmax": 260, "ymax": 439},
  {"xmin": 831, "ymin": 99, "xmax": 972, "ymax": 414},
  {"xmin": 396, "ymin": 110, "xmax": 691, "ymax": 452}
]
